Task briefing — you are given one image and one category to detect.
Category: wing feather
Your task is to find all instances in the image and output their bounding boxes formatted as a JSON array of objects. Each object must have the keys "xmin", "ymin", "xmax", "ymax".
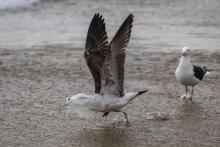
[
  {"xmin": 193, "ymin": 65, "xmax": 206, "ymax": 80},
  {"xmin": 84, "ymin": 13, "xmax": 109, "ymax": 94},
  {"xmin": 105, "ymin": 14, "xmax": 134, "ymax": 97}
]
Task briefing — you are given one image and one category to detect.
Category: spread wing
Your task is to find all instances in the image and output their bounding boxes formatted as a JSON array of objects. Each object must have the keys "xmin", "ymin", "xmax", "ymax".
[
  {"xmin": 84, "ymin": 13, "xmax": 109, "ymax": 94},
  {"xmin": 105, "ymin": 14, "xmax": 134, "ymax": 97}
]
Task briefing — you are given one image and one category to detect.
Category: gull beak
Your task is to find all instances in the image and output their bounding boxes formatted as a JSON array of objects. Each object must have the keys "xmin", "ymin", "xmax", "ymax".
[
  {"xmin": 178, "ymin": 51, "xmax": 183, "ymax": 56},
  {"xmin": 58, "ymin": 97, "xmax": 71, "ymax": 111},
  {"xmin": 60, "ymin": 102, "xmax": 69, "ymax": 107},
  {"xmin": 58, "ymin": 102, "xmax": 69, "ymax": 112},
  {"xmin": 180, "ymin": 51, "xmax": 187, "ymax": 56}
]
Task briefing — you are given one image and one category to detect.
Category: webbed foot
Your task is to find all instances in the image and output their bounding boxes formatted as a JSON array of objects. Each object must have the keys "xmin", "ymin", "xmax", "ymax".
[
  {"xmin": 103, "ymin": 112, "xmax": 109, "ymax": 117},
  {"xmin": 180, "ymin": 94, "xmax": 187, "ymax": 100},
  {"xmin": 186, "ymin": 95, "xmax": 192, "ymax": 101}
]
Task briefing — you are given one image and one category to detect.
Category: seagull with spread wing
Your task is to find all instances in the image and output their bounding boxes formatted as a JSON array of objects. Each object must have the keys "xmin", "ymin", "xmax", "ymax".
[{"xmin": 66, "ymin": 13, "xmax": 147, "ymax": 125}]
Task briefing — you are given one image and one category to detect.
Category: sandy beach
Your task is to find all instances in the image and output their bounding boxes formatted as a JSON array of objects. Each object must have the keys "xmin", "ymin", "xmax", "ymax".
[{"xmin": 0, "ymin": 47, "xmax": 219, "ymax": 146}]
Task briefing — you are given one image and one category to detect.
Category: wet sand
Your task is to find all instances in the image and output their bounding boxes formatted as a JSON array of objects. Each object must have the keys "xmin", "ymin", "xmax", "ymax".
[{"xmin": 0, "ymin": 47, "xmax": 219, "ymax": 146}]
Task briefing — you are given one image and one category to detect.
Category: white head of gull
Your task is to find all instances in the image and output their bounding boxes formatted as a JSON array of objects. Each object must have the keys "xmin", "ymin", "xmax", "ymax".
[
  {"xmin": 175, "ymin": 47, "xmax": 211, "ymax": 101},
  {"xmin": 64, "ymin": 13, "xmax": 148, "ymax": 125}
]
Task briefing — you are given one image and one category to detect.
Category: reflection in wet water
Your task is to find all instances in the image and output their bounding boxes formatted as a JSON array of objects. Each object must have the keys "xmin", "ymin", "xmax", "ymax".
[
  {"xmin": 178, "ymin": 101, "xmax": 206, "ymax": 120},
  {"xmin": 78, "ymin": 127, "xmax": 129, "ymax": 147},
  {"xmin": 62, "ymin": 101, "xmax": 209, "ymax": 147}
]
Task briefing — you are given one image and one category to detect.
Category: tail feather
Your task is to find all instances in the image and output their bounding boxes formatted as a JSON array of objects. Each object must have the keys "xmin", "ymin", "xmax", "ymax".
[
  {"xmin": 203, "ymin": 67, "xmax": 212, "ymax": 75},
  {"xmin": 137, "ymin": 90, "xmax": 148, "ymax": 96},
  {"xmin": 205, "ymin": 71, "xmax": 211, "ymax": 75},
  {"xmin": 128, "ymin": 90, "xmax": 148, "ymax": 102}
]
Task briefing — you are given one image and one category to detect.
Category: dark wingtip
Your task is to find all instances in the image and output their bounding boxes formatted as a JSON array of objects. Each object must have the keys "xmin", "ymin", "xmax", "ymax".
[
  {"xmin": 94, "ymin": 13, "xmax": 102, "ymax": 18},
  {"xmin": 90, "ymin": 13, "xmax": 103, "ymax": 21},
  {"xmin": 137, "ymin": 90, "xmax": 148, "ymax": 96},
  {"xmin": 203, "ymin": 67, "xmax": 212, "ymax": 72},
  {"xmin": 129, "ymin": 13, "xmax": 134, "ymax": 19},
  {"xmin": 127, "ymin": 13, "xmax": 134, "ymax": 23},
  {"xmin": 92, "ymin": 13, "xmax": 104, "ymax": 22}
]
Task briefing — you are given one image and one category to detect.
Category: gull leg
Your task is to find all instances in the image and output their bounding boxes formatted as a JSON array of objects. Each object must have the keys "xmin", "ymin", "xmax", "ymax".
[
  {"xmin": 113, "ymin": 110, "xmax": 129, "ymax": 126},
  {"xmin": 181, "ymin": 86, "xmax": 188, "ymax": 100},
  {"xmin": 187, "ymin": 86, "xmax": 193, "ymax": 101},
  {"xmin": 103, "ymin": 112, "xmax": 109, "ymax": 117},
  {"xmin": 121, "ymin": 111, "xmax": 129, "ymax": 126}
]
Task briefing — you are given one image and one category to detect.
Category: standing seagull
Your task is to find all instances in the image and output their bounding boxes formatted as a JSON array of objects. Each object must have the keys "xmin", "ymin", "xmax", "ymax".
[
  {"xmin": 175, "ymin": 47, "xmax": 211, "ymax": 100},
  {"xmin": 66, "ymin": 13, "xmax": 147, "ymax": 125}
]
